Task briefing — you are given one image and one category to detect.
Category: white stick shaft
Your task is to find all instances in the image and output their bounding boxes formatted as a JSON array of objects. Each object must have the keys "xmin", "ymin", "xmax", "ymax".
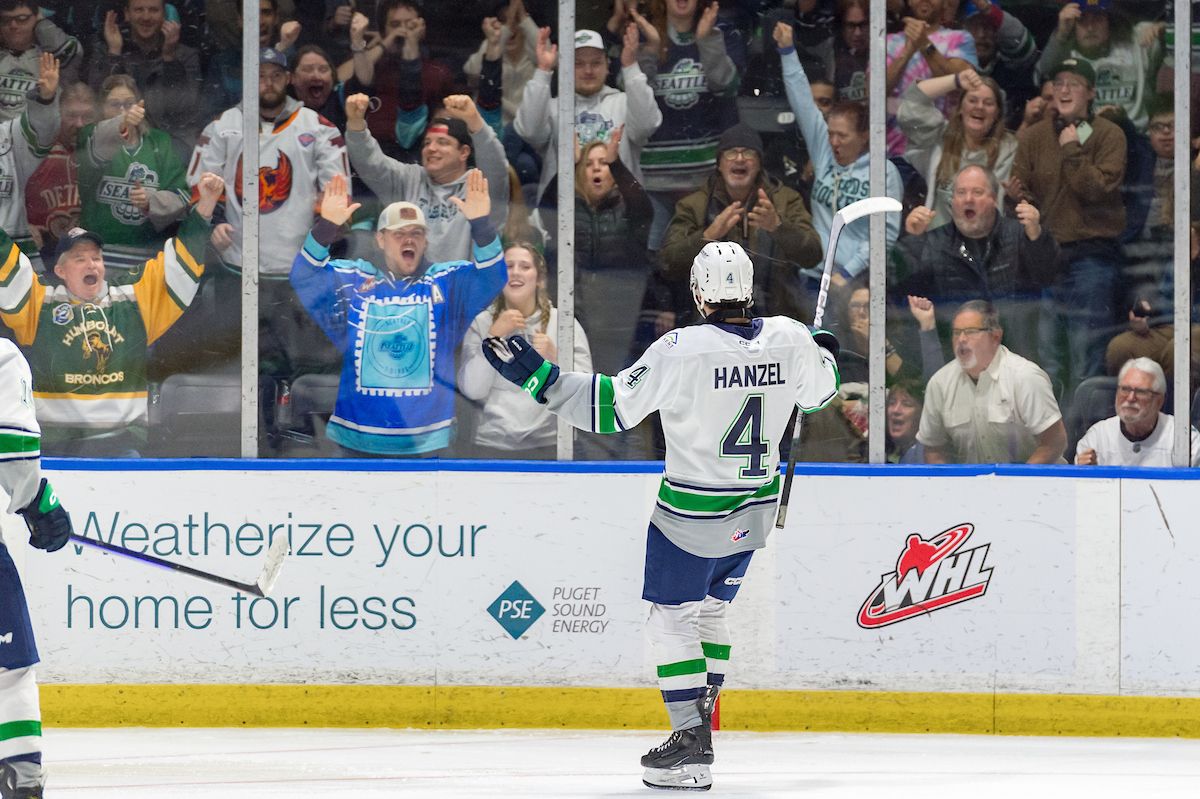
[{"xmin": 811, "ymin": 197, "xmax": 902, "ymax": 329}]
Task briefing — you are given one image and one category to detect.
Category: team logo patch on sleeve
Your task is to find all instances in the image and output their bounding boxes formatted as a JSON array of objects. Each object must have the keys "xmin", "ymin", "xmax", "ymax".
[
  {"xmin": 298, "ymin": 132, "xmax": 316, "ymax": 147},
  {"xmin": 856, "ymin": 523, "xmax": 993, "ymax": 629},
  {"xmin": 52, "ymin": 304, "xmax": 72, "ymax": 325}
]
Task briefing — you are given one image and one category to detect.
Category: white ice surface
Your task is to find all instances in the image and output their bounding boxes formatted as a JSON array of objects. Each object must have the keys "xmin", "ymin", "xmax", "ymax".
[{"xmin": 42, "ymin": 728, "xmax": 1200, "ymax": 798}]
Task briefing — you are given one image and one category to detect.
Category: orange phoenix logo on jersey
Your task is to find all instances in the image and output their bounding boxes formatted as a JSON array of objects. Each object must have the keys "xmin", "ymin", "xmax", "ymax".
[{"xmin": 234, "ymin": 151, "xmax": 294, "ymax": 213}]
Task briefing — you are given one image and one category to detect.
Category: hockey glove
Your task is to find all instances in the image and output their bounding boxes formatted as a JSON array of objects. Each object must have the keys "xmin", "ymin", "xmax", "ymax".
[
  {"xmin": 809, "ymin": 326, "xmax": 840, "ymax": 361},
  {"xmin": 483, "ymin": 335, "xmax": 560, "ymax": 404},
  {"xmin": 19, "ymin": 478, "xmax": 72, "ymax": 553}
]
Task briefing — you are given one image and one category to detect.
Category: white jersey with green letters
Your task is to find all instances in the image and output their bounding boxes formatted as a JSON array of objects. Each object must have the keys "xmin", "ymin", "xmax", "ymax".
[{"xmin": 544, "ymin": 316, "xmax": 839, "ymax": 558}]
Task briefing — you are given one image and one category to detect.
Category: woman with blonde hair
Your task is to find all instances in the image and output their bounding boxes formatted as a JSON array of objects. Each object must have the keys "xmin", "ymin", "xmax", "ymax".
[
  {"xmin": 898, "ymin": 68, "xmax": 1017, "ymax": 233},
  {"xmin": 458, "ymin": 241, "xmax": 593, "ymax": 459}
]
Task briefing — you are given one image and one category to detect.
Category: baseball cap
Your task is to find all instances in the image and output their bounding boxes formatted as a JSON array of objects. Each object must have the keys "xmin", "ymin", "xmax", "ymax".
[
  {"xmin": 377, "ymin": 202, "xmax": 428, "ymax": 232},
  {"xmin": 260, "ymin": 47, "xmax": 289, "ymax": 70},
  {"xmin": 1078, "ymin": 0, "xmax": 1111, "ymax": 13},
  {"xmin": 55, "ymin": 227, "xmax": 103, "ymax": 261},
  {"xmin": 425, "ymin": 116, "xmax": 471, "ymax": 147},
  {"xmin": 1053, "ymin": 57, "xmax": 1096, "ymax": 87},
  {"xmin": 574, "ymin": 29, "xmax": 604, "ymax": 51}
]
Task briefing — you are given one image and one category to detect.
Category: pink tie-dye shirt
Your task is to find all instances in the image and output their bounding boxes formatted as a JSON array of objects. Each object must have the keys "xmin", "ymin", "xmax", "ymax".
[{"xmin": 885, "ymin": 28, "xmax": 978, "ymax": 157}]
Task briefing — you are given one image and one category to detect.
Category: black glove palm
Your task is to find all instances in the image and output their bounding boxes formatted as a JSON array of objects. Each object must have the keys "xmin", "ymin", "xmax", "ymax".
[
  {"xmin": 482, "ymin": 334, "xmax": 560, "ymax": 404},
  {"xmin": 19, "ymin": 478, "xmax": 72, "ymax": 552}
]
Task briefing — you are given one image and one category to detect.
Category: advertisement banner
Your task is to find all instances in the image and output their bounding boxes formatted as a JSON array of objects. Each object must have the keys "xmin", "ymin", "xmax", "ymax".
[
  {"xmin": 19, "ymin": 469, "xmax": 655, "ymax": 686},
  {"xmin": 771, "ymin": 476, "xmax": 1099, "ymax": 693}
]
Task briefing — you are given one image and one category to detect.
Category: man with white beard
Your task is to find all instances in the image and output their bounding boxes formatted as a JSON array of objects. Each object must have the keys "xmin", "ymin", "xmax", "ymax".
[
  {"xmin": 1074, "ymin": 358, "xmax": 1200, "ymax": 467},
  {"xmin": 917, "ymin": 299, "xmax": 1067, "ymax": 464}
]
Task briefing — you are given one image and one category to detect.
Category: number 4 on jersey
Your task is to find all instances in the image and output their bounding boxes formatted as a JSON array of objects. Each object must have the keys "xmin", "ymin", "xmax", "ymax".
[{"xmin": 721, "ymin": 394, "xmax": 770, "ymax": 479}]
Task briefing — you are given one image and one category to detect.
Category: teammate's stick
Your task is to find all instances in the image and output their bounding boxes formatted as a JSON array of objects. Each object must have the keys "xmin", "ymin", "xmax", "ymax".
[
  {"xmin": 67, "ymin": 532, "xmax": 290, "ymax": 597},
  {"xmin": 775, "ymin": 196, "xmax": 902, "ymax": 529}
]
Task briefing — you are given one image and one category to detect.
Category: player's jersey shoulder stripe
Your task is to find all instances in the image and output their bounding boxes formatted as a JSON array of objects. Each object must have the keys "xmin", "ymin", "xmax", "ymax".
[{"xmin": 594, "ymin": 374, "xmax": 619, "ymax": 434}]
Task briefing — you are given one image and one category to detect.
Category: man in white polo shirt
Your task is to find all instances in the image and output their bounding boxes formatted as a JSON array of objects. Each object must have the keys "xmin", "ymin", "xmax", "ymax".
[
  {"xmin": 1075, "ymin": 358, "xmax": 1200, "ymax": 467},
  {"xmin": 919, "ymin": 299, "xmax": 1067, "ymax": 464}
]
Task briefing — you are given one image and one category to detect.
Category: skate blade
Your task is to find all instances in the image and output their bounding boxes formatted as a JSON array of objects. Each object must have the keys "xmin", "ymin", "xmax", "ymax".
[{"xmin": 642, "ymin": 763, "xmax": 712, "ymax": 791}]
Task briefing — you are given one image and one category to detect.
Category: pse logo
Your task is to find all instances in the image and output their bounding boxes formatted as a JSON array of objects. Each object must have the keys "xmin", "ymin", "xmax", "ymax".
[
  {"xmin": 487, "ymin": 581, "xmax": 545, "ymax": 639},
  {"xmin": 857, "ymin": 523, "xmax": 993, "ymax": 629}
]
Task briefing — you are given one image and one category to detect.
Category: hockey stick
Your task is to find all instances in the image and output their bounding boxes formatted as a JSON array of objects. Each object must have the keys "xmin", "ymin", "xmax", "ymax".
[
  {"xmin": 775, "ymin": 196, "xmax": 901, "ymax": 529},
  {"xmin": 68, "ymin": 532, "xmax": 290, "ymax": 597}
]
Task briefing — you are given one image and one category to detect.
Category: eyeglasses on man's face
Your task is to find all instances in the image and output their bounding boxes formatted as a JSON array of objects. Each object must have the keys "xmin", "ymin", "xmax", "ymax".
[
  {"xmin": 721, "ymin": 148, "xmax": 758, "ymax": 161},
  {"xmin": 1149, "ymin": 121, "xmax": 1174, "ymax": 134},
  {"xmin": 1051, "ymin": 78, "xmax": 1088, "ymax": 91},
  {"xmin": 1117, "ymin": 385, "xmax": 1160, "ymax": 400},
  {"xmin": 0, "ymin": 13, "xmax": 34, "ymax": 25},
  {"xmin": 951, "ymin": 326, "xmax": 992, "ymax": 339}
]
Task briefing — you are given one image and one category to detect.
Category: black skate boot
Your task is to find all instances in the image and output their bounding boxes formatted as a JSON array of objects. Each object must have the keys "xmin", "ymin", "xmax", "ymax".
[{"xmin": 640, "ymin": 723, "xmax": 714, "ymax": 791}]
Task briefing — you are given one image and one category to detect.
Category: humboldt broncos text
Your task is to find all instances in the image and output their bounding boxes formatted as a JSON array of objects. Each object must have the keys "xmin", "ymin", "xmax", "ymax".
[{"xmin": 542, "ymin": 317, "xmax": 838, "ymax": 559}]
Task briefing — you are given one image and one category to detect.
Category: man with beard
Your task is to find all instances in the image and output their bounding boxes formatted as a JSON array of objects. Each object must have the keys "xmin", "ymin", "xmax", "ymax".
[
  {"xmin": 188, "ymin": 47, "xmax": 349, "ymax": 382},
  {"xmin": 0, "ymin": 170, "xmax": 223, "ymax": 456},
  {"xmin": 84, "ymin": 0, "xmax": 201, "ymax": 158},
  {"xmin": 1035, "ymin": 0, "xmax": 1162, "ymax": 133},
  {"xmin": 917, "ymin": 299, "xmax": 1067, "ymax": 464},
  {"xmin": 889, "ymin": 164, "xmax": 1058, "ymax": 360},
  {"xmin": 661, "ymin": 122, "xmax": 822, "ymax": 325},
  {"xmin": 24, "ymin": 81, "xmax": 94, "ymax": 266},
  {"xmin": 1075, "ymin": 358, "xmax": 1200, "ymax": 466}
]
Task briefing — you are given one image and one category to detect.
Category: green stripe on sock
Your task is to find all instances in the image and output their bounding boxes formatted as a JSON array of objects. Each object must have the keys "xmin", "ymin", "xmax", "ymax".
[
  {"xmin": 597, "ymin": 375, "xmax": 617, "ymax": 433},
  {"xmin": 701, "ymin": 642, "xmax": 731, "ymax": 661},
  {"xmin": 657, "ymin": 658, "xmax": 708, "ymax": 679},
  {"xmin": 0, "ymin": 432, "xmax": 39, "ymax": 455},
  {"xmin": 0, "ymin": 720, "xmax": 41, "ymax": 741}
]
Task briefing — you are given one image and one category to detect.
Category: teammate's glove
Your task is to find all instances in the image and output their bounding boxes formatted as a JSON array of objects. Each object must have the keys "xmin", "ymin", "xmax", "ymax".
[
  {"xmin": 809, "ymin": 326, "xmax": 840, "ymax": 361},
  {"xmin": 482, "ymin": 335, "xmax": 560, "ymax": 404},
  {"xmin": 18, "ymin": 478, "xmax": 72, "ymax": 553}
]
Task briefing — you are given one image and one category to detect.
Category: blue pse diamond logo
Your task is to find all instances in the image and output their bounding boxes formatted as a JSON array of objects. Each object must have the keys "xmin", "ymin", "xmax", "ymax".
[{"xmin": 487, "ymin": 581, "xmax": 545, "ymax": 639}]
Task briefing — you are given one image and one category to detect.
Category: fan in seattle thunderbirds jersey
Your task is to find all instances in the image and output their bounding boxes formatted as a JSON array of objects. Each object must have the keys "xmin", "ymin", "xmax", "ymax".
[
  {"xmin": 484, "ymin": 240, "xmax": 838, "ymax": 791},
  {"xmin": 0, "ymin": 339, "xmax": 73, "ymax": 799},
  {"xmin": 0, "ymin": 52, "xmax": 62, "ymax": 267}
]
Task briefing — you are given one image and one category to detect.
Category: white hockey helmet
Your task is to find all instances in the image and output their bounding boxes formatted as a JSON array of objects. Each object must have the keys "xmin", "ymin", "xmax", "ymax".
[{"xmin": 690, "ymin": 241, "xmax": 753, "ymax": 315}]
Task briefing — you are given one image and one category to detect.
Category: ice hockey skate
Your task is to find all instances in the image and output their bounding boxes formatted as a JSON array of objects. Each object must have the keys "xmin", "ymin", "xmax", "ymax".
[{"xmin": 640, "ymin": 724, "xmax": 714, "ymax": 791}]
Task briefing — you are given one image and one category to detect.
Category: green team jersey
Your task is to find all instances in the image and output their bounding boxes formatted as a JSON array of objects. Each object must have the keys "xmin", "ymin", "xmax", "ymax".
[
  {"xmin": 77, "ymin": 123, "xmax": 190, "ymax": 250},
  {"xmin": 0, "ymin": 209, "xmax": 209, "ymax": 430}
]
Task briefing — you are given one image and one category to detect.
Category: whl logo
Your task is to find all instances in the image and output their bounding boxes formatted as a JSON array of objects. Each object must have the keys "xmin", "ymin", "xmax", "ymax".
[{"xmin": 857, "ymin": 523, "xmax": 993, "ymax": 629}]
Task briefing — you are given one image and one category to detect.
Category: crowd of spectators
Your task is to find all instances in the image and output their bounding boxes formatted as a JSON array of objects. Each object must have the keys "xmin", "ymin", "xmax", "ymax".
[{"xmin": 0, "ymin": 0, "xmax": 1196, "ymax": 465}]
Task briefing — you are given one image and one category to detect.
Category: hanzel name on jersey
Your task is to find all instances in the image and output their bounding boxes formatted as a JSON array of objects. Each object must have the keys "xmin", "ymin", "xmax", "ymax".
[{"xmin": 713, "ymin": 362, "xmax": 785, "ymax": 390}]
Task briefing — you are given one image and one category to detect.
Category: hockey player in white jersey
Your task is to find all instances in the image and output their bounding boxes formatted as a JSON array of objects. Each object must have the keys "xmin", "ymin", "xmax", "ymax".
[
  {"xmin": 484, "ymin": 241, "xmax": 839, "ymax": 791},
  {"xmin": 0, "ymin": 340, "xmax": 72, "ymax": 799}
]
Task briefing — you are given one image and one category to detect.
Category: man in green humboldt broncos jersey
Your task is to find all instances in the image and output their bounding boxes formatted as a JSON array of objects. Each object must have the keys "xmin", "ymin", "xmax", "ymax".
[{"xmin": 0, "ymin": 170, "xmax": 224, "ymax": 456}]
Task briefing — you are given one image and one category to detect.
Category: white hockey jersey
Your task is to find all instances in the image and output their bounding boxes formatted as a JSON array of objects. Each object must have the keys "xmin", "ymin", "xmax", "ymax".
[
  {"xmin": 0, "ymin": 339, "xmax": 41, "ymax": 520},
  {"xmin": 0, "ymin": 95, "xmax": 59, "ymax": 256},
  {"xmin": 187, "ymin": 97, "xmax": 349, "ymax": 276},
  {"xmin": 545, "ymin": 317, "xmax": 839, "ymax": 558}
]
